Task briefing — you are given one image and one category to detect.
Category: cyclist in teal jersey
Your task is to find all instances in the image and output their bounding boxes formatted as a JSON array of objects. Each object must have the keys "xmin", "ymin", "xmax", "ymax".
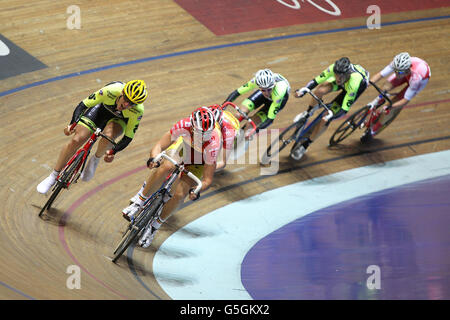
[
  {"xmin": 224, "ymin": 69, "xmax": 290, "ymax": 131},
  {"xmin": 37, "ymin": 80, "xmax": 148, "ymax": 194},
  {"xmin": 291, "ymin": 57, "xmax": 369, "ymax": 160}
]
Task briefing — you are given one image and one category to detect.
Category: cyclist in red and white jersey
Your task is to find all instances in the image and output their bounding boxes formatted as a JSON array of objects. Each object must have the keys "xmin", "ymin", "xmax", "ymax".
[
  {"xmin": 361, "ymin": 52, "xmax": 431, "ymax": 142},
  {"xmin": 121, "ymin": 107, "xmax": 221, "ymax": 247}
]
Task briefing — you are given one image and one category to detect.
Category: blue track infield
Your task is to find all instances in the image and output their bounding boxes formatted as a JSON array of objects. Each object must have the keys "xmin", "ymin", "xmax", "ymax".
[{"xmin": 153, "ymin": 150, "xmax": 450, "ymax": 299}]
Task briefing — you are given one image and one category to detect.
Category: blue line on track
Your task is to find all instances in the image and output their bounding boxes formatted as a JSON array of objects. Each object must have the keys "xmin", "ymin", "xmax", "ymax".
[
  {"xmin": 0, "ymin": 281, "xmax": 35, "ymax": 300},
  {"xmin": 1, "ymin": 15, "xmax": 449, "ymax": 98}
]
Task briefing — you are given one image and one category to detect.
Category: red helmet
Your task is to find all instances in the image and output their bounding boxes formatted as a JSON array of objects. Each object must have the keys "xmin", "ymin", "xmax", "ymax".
[
  {"xmin": 208, "ymin": 104, "xmax": 224, "ymax": 126},
  {"xmin": 190, "ymin": 107, "xmax": 215, "ymax": 132}
]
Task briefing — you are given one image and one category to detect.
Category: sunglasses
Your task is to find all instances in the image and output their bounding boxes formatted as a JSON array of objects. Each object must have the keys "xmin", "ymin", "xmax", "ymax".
[
  {"xmin": 122, "ymin": 94, "xmax": 136, "ymax": 107},
  {"xmin": 395, "ymin": 69, "xmax": 408, "ymax": 75}
]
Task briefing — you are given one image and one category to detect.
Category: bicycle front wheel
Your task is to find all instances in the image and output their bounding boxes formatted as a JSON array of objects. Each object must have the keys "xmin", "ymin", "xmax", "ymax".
[
  {"xmin": 112, "ymin": 195, "xmax": 163, "ymax": 263},
  {"xmin": 261, "ymin": 120, "xmax": 305, "ymax": 164},
  {"xmin": 329, "ymin": 105, "xmax": 370, "ymax": 146},
  {"xmin": 38, "ymin": 151, "xmax": 85, "ymax": 216},
  {"xmin": 38, "ymin": 183, "xmax": 64, "ymax": 217}
]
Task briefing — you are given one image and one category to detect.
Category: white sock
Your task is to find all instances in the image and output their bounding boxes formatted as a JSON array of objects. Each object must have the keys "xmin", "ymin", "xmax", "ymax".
[
  {"xmin": 51, "ymin": 170, "xmax": 59, "ymax": 178},
  {"xmin": 135, "ymin": 193, "xmax": 148, "ymax": 207}
]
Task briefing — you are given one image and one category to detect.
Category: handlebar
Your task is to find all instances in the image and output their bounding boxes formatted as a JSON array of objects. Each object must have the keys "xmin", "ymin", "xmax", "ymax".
[
  {"xmin": 69, "ymin": 123, "xmax": 117, "ymax": 147},
  {"xmin": 303, "ymin": 88, "xmax": 333, "ymax": 118},
  {"xmin": 96, "ymin": 128, "xmax": 117, "ymax": 146},
  {"xmin": 153, "ymin": 152, "xmax": 202, "ymax": 195},
  {"xmin": 222, "ymin": 101, "xmax": 257, "ymax": 138},
  {"xmin": 369, "ymin": 81, "xmax": 393, "ymax": 107}
]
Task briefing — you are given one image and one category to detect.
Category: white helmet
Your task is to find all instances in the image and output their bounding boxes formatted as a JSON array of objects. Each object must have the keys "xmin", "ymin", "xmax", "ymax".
[
  {"xmin": 255, "ymin": 69, "xmax": 275, "ymax": 89},
  {"xmin": 393, "ymin": 52, "xmax": 411, "ymax": 71}
]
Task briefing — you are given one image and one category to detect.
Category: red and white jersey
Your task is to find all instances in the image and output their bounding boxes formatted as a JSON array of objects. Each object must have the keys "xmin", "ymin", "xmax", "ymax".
[
  {"xmin": 170, "ymin": 117, "xmax": 222, "ymax": 165},
  {"xmin": 381, "ymin": 57, "xmax": 431, "ymax": 100},
  {"xmin": 220, "ymin": 111, "xmax": 240, "ymax": 150}
]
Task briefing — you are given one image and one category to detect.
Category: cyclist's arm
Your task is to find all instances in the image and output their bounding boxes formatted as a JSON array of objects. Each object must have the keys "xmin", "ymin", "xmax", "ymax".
[
  {"xmin": 70, "ymin": 102, "xmax": 88, "ymax": 125},
  {"xmin": 341, "ymin": 76, "xmax": 364, "ymax": 112},
  {"xmin": 371, "ymin": 62, "xmax": 395, "ymax": 84},
  {"xmin": 111, "ymin": 108, "xmax": 144, "ymax": 154},
  {"xmin": 200, "ymin": 162, "xmax": 216, "ymax": 192},
  {"xmin": 298, "ymin": 64, "xmax": 334, "ymax": 95},
  {"xmin": 149, "ymin": 131, "xmax": 173, "ymax": 158},
  {"xmin": 224, "ymin": 79, "xmax": 258, "ymax": 102}
]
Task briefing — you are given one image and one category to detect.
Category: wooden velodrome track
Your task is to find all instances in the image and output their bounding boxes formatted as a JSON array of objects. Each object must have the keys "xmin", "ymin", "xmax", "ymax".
[{"xmin": 0, "ymin": 1, "xmax": 449, "ymax": 299}]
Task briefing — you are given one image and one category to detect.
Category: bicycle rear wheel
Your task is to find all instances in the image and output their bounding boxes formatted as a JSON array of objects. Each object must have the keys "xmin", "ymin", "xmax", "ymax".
[
  {"xmin": 112, "ymin": 195, "xmax": 163, "ymax": 263},
  {"xmin": 329, "ymin": 105, "xmax": 370, "ymax": 146},
  {"xmin": 261, "ymin": 119, "xmax": 305, "ymax": 164}
]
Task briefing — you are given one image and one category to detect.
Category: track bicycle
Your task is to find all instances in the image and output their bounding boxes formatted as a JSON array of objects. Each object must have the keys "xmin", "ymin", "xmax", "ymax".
[
  {"xmin": 328, "ymin": 81, "xmax": 394, "ymax": 146},
  {"xmin": 38, "ymin": 123, "xmax": 117, "ymax": 217},
  {"xmin": 111, "ymin": 151, "xmax": 202, "ymax": 263},
  {"xmin": 261, "ymin": 88, "xmax": 332, "ymax": 164}
]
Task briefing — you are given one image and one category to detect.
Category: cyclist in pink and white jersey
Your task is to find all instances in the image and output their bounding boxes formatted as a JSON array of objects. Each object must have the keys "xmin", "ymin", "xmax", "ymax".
[{"xmin": 361, "ymin": 52, "xmax": 431, "ymax": 142}]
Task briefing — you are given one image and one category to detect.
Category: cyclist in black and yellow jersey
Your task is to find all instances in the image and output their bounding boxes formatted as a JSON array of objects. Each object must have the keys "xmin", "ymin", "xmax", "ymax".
[
  {"xmin": 291, "ymin": 57, "xmax": 369, "ymax": 160},
  {"xmin": 224, "ymin": 69, "xmax": 290, "ymax": 131},
  {"xmin": 37, "ymin": 80, "xmax": 148, "ymax": 194}
]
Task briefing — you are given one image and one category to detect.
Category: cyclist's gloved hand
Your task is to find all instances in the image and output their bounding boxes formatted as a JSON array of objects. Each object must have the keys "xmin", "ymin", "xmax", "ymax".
[
  {"xmin": 104, "ymin": 149, "xmax": 115, "ymax": 163},
  {"xmin": 64, "ymin": 123, "xmax": 76, "ymax": 136},
  {"xmin": 189, "ymin": 188, "xmax": 200, "ymax": 201},
  {"xmin": 295, "ymin": 87, "xmax": 309, "ymax": 98},
  {"xmin": 146, "ymin": 157, "xmax": 161, "ymax": 169}
]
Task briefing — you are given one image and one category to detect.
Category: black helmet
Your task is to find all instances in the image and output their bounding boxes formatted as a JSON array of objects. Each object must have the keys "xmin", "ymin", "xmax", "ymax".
[{"xmin": 333, "ymin": 57, "xmax": 352, "ymax": 75}]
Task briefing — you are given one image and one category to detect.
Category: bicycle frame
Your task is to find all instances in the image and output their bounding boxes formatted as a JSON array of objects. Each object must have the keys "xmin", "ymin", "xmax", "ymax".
[
  {"xmin": 293, "ymin": 89, "xmax": 333, "ymax": 144},
  {"xmin": 39, "ymin": 124, "xmax": 117, "ymax": 217},
  {"xmin": 57, "ymin": 128, "xmax": 100, "ymax": 188},
  {"xmin": 134, "ymin": 152, "xmax": 202, "ymax": 220}
]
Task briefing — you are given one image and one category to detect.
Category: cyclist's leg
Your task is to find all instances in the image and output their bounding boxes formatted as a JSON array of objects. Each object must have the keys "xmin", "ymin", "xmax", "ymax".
[
  {"xmin": 54, "ymin": 123, "xmax": 92, "ymax": 172},
  {"xmin": 215, "ymin": 147, "xmax": 226, "ymax": 171},
  {"xmin": 37, "ymin": 123, "xmax": 92, "ymax": 193},
  {"xmin": 95, "ymin": 119, "xmax": 124, "ymax": 156},
  {"xmin": 81, "ymin": 119, "xmax": 125, "ymax": 181},
  {"xmin": 307, "ymin": 82, "xmax": 335, "ymax": 142},
  {"xmin": 159, "ymin": 164, "xmax": 202, "ymax": 221},
  {"xmin": 141, "ymin": 141, "xmax": 182, "ymax": 199}
]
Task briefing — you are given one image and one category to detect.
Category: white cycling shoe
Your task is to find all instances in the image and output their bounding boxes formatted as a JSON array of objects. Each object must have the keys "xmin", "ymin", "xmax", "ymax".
[
  {"xmin": 293, "ymin": 111, "xmax": 307, "ymax": 123},
  {"xmin": 37, "ymin": 174, "xmax": 57, "ymax": 194},
  {"xmin": 81, "ymin": 155, "xmax": 100, "ymax": 182},
  {"xmin": 138, "ymin": 226, "xmax": 156, "ymax": 248},
  {"xmin": 290, "ymin": 145, "xmax": 307, "ymax": 161},
  {"xmin": 122, "ymin": 202, "xmax": 142, "ymax": 221}
]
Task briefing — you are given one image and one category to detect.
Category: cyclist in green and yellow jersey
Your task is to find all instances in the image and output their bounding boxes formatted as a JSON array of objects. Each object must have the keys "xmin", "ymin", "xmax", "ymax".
[
  {"xmin": 291, "ymin": 57, "xmax": 369, "ymax": 160},
  {"xmin": 224, "ymin": 69, "xmax": 290, "ymax": 131},
  {"xmin": 37, "ymin": 80, "xmax": 148, "ymax": 194}
]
